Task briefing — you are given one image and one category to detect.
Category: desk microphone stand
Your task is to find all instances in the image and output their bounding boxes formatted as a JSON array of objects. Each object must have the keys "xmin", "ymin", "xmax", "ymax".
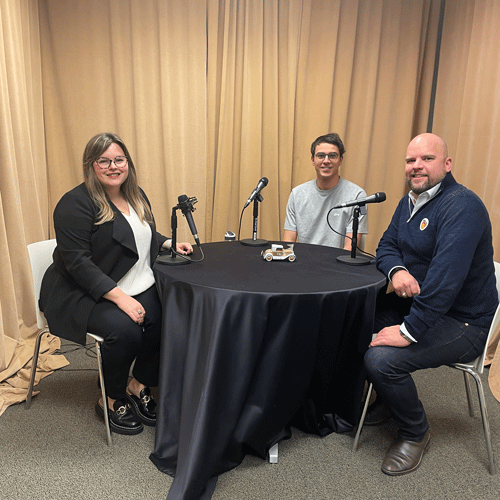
[
  {"xmin": 157, "ymin": 205, "xmax": 191, "ymax": 265},
  {"xmin": 336, "ymin": 205, "xmax": 370, "ymax": 266},
  {"xmin": 240, "ymin": 196, "xmax": 268, "ymax": 247}
]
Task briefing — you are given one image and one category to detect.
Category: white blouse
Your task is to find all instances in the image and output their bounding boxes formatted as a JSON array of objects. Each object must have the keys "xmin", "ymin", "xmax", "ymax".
[{"xmin": 117, "ymin": 204, "xmax": 155, "ymax": 296}]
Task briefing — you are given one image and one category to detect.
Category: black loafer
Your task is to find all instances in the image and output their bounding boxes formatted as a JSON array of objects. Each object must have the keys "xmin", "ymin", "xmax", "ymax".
[
  {"xmin": 125, "ymin": 387, "xmax": 157, "ymax": 426},
  {"xmin": 95, "ymin": 399, "xmax": 144, "ymax": 435}
]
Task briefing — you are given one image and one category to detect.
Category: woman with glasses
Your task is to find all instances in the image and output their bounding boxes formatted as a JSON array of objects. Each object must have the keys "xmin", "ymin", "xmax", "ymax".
[{"xmin": 39, "ymin": 132, "xmax": 193, "ymax": 435}]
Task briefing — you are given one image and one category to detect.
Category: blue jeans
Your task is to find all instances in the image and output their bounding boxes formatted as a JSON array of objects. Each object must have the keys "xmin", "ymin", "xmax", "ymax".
[{"xmin": 364, "ymin": 291, "xmax": 487, "ymax": 441}]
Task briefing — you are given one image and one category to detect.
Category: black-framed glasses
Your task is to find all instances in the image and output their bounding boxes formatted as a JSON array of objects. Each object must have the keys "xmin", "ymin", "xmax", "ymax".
[
  {"xmin": 95, "ymin": 156, "xmax": 128, "ymax": 169},
  {"xmin": 315, "ymin": 152, "xmax": 339, "ymax": 160}
]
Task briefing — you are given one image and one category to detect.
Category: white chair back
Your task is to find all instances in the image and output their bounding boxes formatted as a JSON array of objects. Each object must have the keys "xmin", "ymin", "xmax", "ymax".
[
  {"xmin": 474, "ymin": 261, "xmax": 500, "ymax": 374},
  {"xmin": 27, "ymin": 239, "xmax": 57, "ymax": 330}
]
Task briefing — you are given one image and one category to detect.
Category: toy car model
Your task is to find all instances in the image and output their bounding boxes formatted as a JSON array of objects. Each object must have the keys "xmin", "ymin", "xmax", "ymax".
[{"xmin": 261, "ymin": 244, "xmax": 296, "ymax": 262}]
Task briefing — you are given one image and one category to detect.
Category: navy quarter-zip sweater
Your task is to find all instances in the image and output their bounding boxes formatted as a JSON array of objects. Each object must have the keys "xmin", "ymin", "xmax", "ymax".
[{"xmin": 376, "ymin": 172, "xmax": 497, "ymax": 341}]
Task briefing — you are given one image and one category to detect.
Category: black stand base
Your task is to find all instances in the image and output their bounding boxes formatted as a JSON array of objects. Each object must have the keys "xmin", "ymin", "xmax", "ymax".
[
  {"xmin": 240, "ymin": 238, "xmax": 268, "ymax": 247},
  {"xmin": 156, "ymin": 254, "xmax": 191, "ymax": 265},
  {"xmin": 336, "ymin": 255, "xmax": 371, "ymax": 266}
]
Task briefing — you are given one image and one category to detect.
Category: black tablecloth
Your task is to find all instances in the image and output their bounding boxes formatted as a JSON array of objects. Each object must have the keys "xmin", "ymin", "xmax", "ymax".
[{"xmin": 150, "ymin": 242, "xmax": 386, "ymax": 500}]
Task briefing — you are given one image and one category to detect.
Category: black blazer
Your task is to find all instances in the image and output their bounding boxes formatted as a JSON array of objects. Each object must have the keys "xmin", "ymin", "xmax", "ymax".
[{"xmin": 39, "ymin": 183, "xmax": 167, "ymax": 345}]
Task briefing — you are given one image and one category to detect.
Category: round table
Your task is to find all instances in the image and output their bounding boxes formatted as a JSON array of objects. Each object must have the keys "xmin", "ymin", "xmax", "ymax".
[{"xmin": 150, "ymin": 241, "xmax": 386, "ymax": 500}]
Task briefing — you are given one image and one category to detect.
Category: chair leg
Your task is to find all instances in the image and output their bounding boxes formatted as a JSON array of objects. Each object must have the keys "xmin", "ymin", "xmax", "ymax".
[
  {"xmin": 353, "ymin": 382, "xmax": 373, "ymax": 451},
  {"xmin": 462, "ymin": 371, "xmax": 474, "ymax": 417},
  {"xmin": 268, "ymin": 442, "xmax": 278, "ymax": 463},
  {"xmin": 94, "ymin": 338, "xmax": 113, "ymax": 446},
  {"xmin": 26, "ymin": 329, "xmax": 47, "ymax": 409},
  {"xmin": 467, "ymin": 370, "xmax": 496, "ymax": 474}
]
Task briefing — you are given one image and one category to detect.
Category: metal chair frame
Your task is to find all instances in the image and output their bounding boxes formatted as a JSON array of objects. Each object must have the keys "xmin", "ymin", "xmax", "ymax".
[
  {"xmin": 353, "ymin": 262, "xmax": 500, "ymax": 475},
  {"xmin": 25, "ymin": 239, "xmax": 112, "ymax": 446}
]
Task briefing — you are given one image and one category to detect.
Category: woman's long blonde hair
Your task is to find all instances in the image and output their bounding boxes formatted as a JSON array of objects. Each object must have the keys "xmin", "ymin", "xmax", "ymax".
[{"xmin": 83, "ymin": 133, "xmax": 153, "ymax": 225}]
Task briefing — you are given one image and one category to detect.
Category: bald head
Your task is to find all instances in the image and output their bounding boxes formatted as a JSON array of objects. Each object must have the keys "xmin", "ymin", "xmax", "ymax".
[
  {"xmin": 405, "ymin": 133, "xmax": 452, "ymax": 195},
  {"xmin": 408, "ymin": 133, "xmax": 449, "ymax": 158}
]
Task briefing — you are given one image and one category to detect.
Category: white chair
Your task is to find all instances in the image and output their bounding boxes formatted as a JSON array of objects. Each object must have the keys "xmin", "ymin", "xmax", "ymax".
[
  {"xmin": 25, "ymin": 239, "xmax": 112, "ymax": 446},
  {"xmin": 353, "ymin": 262, "xmax": 500, "ymax": 475}
]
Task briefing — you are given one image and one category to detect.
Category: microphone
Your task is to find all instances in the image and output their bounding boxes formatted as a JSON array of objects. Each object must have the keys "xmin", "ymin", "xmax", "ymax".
[
  {"xmin": 244, "ymin": 177, "xmax": 269, "ymax": 208},
  {"xmin": 332, "ymin": 192, "xmax": 386, "ymax": 209},
  {"xmin": 177, "ymin": 194, "xmax": 200, "ymax": 246}
]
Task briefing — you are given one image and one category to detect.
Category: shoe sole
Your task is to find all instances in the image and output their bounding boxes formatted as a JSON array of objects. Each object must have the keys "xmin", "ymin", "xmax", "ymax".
[
  {"xmin": 95, "ymin": 402, "xmax": 144, "ymax": 435},
  {"xmin": 381, "ymin": 434, "xmax": 430, "ymax": 476},
  {"xmin": 124, "ymin": 393, "xmax": 156, "ymax": 427}
]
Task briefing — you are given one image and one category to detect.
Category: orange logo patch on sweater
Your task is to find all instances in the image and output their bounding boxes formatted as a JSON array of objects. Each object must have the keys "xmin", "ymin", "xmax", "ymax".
[{"xmin": 420, "ymin": 218, "xmax": 429, "ymax": 231}]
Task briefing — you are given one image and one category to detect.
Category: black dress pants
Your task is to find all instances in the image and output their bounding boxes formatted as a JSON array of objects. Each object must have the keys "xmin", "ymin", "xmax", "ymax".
[{"xmin": 87, "ymin": 285, "xmax": 162, "ymax": 400}]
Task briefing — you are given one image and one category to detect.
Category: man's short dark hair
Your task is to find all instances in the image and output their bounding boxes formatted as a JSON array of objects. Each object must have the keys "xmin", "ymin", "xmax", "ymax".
[{"xmin": 310, "ymin": 133, "xmax": 345, "ymax": 157}]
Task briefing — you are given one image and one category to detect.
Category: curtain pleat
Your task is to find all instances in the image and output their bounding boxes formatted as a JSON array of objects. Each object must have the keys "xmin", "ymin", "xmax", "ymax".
[{"xmin": 433, "ymin": 0, "xmax": 500, "ymax": 251}]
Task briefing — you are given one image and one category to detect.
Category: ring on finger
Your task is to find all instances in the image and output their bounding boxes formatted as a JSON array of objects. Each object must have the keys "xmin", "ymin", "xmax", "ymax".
[{"xmin": 402, "ymin": 292, "xmax": 407, "ymax": 298}]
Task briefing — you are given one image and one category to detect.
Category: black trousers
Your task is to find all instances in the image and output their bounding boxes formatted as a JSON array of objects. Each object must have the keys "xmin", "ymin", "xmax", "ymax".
[{"xmin": 87, "ymin": 285, "xmax": 162, "ymax": 400}]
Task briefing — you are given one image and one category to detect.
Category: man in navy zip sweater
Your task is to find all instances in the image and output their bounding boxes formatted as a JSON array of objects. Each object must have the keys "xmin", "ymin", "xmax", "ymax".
[{"xmin": 364, "ymin": 133, "xmax": 498, "ymax": 476}]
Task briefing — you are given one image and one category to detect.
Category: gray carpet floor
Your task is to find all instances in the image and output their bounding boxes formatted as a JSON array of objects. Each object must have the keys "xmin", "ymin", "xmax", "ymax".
[{"xmin": 1, "ymin": 341, "xmax": 500, "ymax": 500}]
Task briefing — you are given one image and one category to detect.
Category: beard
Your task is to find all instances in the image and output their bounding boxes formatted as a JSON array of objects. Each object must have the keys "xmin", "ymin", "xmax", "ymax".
[
  {"xmin": 407, "ymin": 172, "xmax": 446, "ymax": 194},
  {"xmin": 408, "ymin": 176, "xmax": 431, "ymax": 194}
]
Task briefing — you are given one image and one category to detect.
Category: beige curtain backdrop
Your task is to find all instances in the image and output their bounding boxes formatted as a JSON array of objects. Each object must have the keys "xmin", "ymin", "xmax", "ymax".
[
  {"xmin": 0, "ymin": 0, "xmax": 68, "ymax": 415},
  {"xmin": 38, "ymin": 0, "xmax": 208, "ymax": 242},
  {"xmin": 2, "ymin": 0, "xmax": 500, "ymax": 414},
  {"xmin": 206, "ymin": 0, "xmax": 439, "ymax": 251}
]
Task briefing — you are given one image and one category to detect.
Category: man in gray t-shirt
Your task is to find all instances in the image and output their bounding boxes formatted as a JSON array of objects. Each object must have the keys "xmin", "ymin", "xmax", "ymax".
[{"xmin": 284, "ymin": 133, "xmax": 368, "ymax": 249}]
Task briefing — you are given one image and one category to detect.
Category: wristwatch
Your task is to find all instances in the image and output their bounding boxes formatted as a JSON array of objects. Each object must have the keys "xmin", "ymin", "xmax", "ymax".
[
  {"xmin": 389, "ymin": 266, "xmax": 407, "ymax": 281},
  {"xmin": 400, "ymin": 329, "xmax": 414, "ymax": 343}
]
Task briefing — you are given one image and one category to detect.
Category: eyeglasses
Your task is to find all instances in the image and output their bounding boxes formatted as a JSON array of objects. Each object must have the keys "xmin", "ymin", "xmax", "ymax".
[
  {"xmin": 95, "ymin": 156, "xmax": 128, "ymax": 169},
  {"xmin": 315, "ymin": 152, "xmax": 339, "ymax": 160}
]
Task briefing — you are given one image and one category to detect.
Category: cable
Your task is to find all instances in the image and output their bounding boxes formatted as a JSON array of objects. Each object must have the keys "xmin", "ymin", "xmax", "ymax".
[
  {"xmin": 326, "ymin": 207, "xmax": 376, "ymax": 259},
  {"xmin": 170, "ymin": 245, "xmax": 205, "ymax": 262},
  {"xmin": 237, "ymin": 207, "xmax": 245, "ymax": 242}
]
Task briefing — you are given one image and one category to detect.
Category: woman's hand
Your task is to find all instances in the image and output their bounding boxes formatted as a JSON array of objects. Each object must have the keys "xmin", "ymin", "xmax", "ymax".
[
  {"xmin": 176, "ymin": 242, "xmax": 193, "ymax": 255},
  {"xmin": 103, "ymin": 287, "xmax": 145, "ymax": 324},
  {"xmin": 162, "ymin": 239, "xmax": 193, "ymax": 255}
]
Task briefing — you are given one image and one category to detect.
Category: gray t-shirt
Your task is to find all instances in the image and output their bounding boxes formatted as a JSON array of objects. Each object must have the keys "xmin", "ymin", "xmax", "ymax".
[{"xmin": 284, "ymin": 178, "xmax": 368, "ymax": 248}]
